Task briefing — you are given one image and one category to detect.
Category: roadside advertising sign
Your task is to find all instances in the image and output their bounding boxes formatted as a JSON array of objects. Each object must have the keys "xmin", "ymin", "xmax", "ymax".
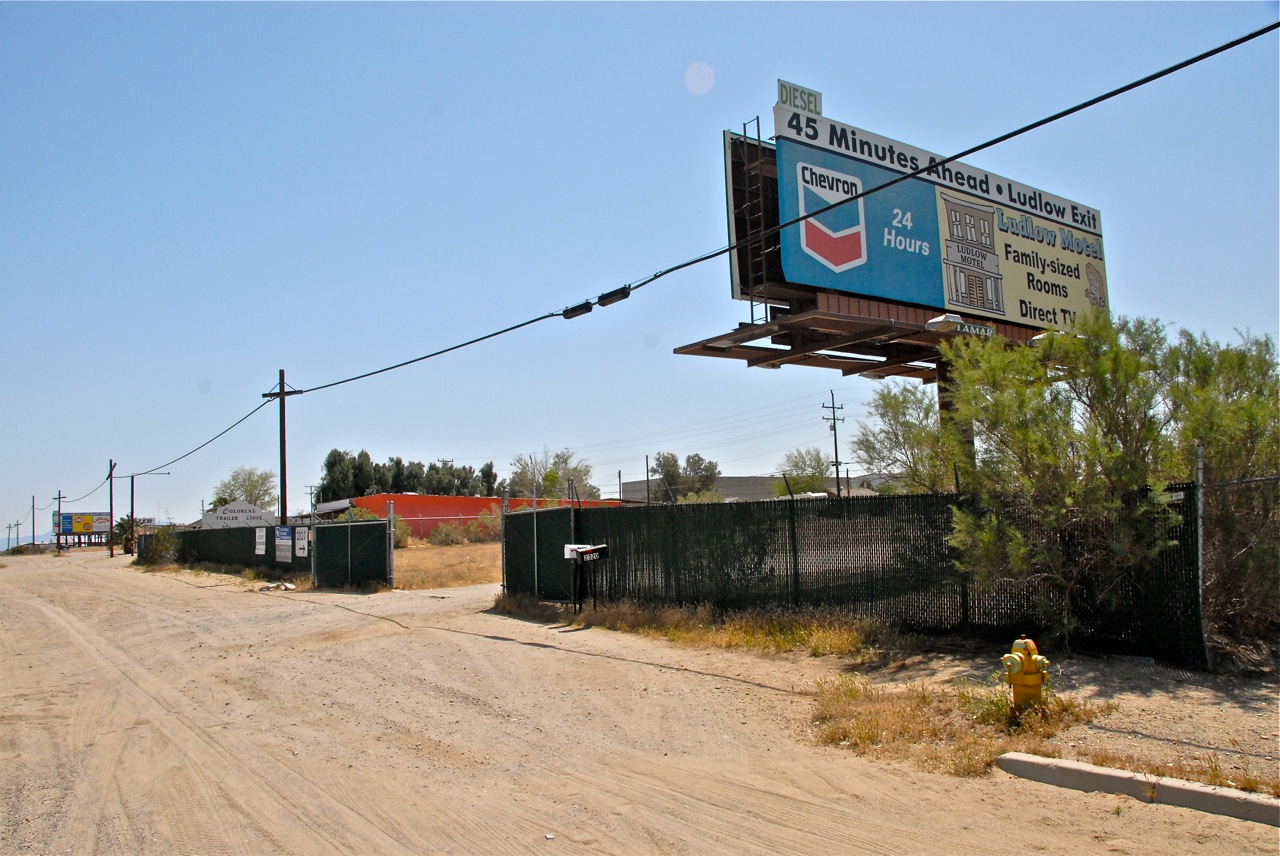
[
  {"xmin": 53, "ymin": 513, "xmax": 112, "ymax": 535},
  {"xmin": 772, "ymin": 86, "xmax": 1107, "ymax": 331}
]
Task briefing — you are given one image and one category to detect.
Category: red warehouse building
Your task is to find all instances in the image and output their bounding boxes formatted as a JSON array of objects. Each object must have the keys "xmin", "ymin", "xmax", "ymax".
[{"xmin": 349, "ymin": 494, "xmax": 621, "ymax": 540}]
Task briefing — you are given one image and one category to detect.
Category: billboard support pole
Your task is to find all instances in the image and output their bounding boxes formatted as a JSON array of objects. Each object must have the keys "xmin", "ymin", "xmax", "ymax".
[{"xmin": 936, "ymin": 358, "xmax": 974, "ymax": 489}]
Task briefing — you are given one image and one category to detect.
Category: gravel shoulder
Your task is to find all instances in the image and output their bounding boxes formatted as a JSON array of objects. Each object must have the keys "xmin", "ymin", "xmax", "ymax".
[{"xmin": 2, "ymin": 550, "xmax": 1276, "ymax": 855}]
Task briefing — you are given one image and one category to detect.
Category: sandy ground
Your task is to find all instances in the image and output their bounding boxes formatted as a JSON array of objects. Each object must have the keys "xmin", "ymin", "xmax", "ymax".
[{"xmin": 1, "ymin": 550, "xmax": 1276, "ymax": 855}]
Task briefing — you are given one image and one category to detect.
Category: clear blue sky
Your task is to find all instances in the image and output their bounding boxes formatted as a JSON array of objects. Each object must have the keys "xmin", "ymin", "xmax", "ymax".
[{"xmin": 2, "ymin": 2, "xmax": 1276, "ymax": 535}]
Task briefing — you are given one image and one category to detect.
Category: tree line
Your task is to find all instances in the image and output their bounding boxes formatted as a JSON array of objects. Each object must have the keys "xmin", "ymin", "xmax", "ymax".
[{"xmin": 317, "ymin": 451, "xmax": 498, "ymax": 502}]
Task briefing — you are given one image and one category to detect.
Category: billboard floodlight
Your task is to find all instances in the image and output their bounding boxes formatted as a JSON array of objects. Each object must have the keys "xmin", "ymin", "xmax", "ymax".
[
  {"xmin": 597, "ymin": 286, "xmax": 631, "ymax": 306},
  {"xmin": 562, "ymin": 301, "xmax": 594, "ymax": 320},
  {"xmin": 926, "ymin": 313, "xmax": 962, "ymax": 332}
]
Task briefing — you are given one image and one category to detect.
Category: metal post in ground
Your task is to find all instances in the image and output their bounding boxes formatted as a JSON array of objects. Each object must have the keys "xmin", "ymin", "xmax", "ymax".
[
  {"xmin": 532, "ymin": 489, "xmax": 539, "ymax": 599},
  {"xmin": 387, "ymin": 500, "xmax": 395, "ymax": 589},
  {"xmin": 1195, "ymin": 440, "xmax": 1211, "ymax": 669}
]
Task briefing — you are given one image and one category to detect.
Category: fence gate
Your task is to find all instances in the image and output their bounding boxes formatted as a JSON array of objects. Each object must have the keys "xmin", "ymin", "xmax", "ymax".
[
  {"xmin": 502, "ymin": 506, "xmax": 574, "ymax": 601},
  {"xmin": 313, "ymin": 519, "xmax": 394, "ymax": 589}
]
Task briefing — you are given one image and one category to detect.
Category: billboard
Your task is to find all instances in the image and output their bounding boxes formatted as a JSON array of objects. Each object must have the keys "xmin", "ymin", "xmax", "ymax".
[
  {"xmin": 53, "ymin": 513, "xmax": 112, "ymax": 534},
  {"xmin": 770, "ymin": 84, "xmax": 1108, "ymax": 331}
]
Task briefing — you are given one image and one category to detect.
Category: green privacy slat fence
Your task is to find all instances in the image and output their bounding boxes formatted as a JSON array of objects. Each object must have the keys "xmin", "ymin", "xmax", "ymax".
[
  {"xmin": 503, "ymin": 485, "xmax": 1205, "ymax": 667},
  {"xmin": 138, "ymin": 526, "xmax": 310, "ymax": 574},
  {"xmin": 502, "ymin": 507, "xmax": 574, "ymax": 601},
  {"xmin": 313, "ymin": 520, "xmax": 392, "ymax": 589}
]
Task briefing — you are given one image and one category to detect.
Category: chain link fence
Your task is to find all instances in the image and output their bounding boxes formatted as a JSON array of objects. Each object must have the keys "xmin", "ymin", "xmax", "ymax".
[{"xmin": 504, "ymin": 485, "xmax": 1206, "ymax": 667}]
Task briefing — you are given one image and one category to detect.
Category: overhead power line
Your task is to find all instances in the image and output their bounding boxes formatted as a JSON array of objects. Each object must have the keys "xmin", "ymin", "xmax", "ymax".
[
  {"xmin": 276, "ymin": 21, "xmax": 1278, "ymax": 402},
  {"xmin": 61, "ymin": 476, "xmax": 109, "ymax": 505},
  {"xmin": 15, "ymin": 23, "xmax": 1273, "ymax": 523},
  {"xmin": 134, "ymin": 399, "xmax": 274, "ymax": 476},
  {"xmin": 623, "ymin": 21, "xmax": 1279, "ymax": 297}
]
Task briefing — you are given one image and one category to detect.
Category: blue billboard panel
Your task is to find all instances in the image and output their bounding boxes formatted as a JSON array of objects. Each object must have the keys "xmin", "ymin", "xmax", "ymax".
[{"xmin": 777, "ymin": 138, "xmax": 943, "ymax": 309}]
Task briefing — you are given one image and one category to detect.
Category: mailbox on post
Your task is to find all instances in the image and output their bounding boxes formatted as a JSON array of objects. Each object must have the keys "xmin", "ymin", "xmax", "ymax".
[{"xmin": 564, "ymin": 544, "xmax": 609, "ymax": 611}]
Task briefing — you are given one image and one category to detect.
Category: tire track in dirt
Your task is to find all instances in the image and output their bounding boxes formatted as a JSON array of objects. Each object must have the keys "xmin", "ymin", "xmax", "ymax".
[
  {"xmin": 8, "ymin": 593, "xmax": 424, "ymax": 856},
  {"xmin": 584, "ymin": 754, "xmax": 967, "ymax": 855}
]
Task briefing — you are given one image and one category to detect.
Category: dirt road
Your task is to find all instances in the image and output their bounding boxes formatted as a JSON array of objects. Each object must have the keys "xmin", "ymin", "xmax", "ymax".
[{"xmin": 1, "ymin": 551, "xmax": 1273, "ymax": 854}]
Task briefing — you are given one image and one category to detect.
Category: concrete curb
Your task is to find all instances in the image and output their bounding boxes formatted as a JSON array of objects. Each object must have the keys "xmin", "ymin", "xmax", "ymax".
[{"xmin": 995, "ymin": 752, "xmax": 1280, "ymax": 826}]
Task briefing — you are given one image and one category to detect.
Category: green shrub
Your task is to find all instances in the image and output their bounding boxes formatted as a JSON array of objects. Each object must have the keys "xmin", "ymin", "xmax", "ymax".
[
  {"xmin": 391, "ymin": 515, "xmax": 411, "ymax": 548},
  {"xmin": 464, "ymin": 510, "xmax": 501, "ymax": 543},
  {"xmin": 429, "ymin": 522, "xmax": 467, "ymax": 546},
  {"xmin": 137, "ymin": 526, "xmax": 180, "ymax": 566}
]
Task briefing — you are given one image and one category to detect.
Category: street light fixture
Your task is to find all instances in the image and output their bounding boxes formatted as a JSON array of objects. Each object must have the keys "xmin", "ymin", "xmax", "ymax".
[
  {"xmin": 926, "ymin": 313, "xmax": 962, "ymax": 332},
  {"xmin": 562, "ymin": 301, "xmax": 594, "ymax": 320}
]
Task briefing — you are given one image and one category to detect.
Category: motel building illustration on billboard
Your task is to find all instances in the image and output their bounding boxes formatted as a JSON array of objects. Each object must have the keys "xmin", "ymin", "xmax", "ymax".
[{"xmin": 940, "ymin": 192, "xmax": 1004, "ymax": 315}]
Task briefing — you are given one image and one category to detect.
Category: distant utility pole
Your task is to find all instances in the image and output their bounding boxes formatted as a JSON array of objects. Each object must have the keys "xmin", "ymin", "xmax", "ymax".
[
  {"xmin": 107, "ymin": 460, "xmax": 117, "ymax": 557},
  {"xmin": 6, "ymin": 522, "xmax": 13, "ymax": 551},
  {"xmin": 822, "ymin": 391, "xmax": 845, "ymax": 498},
  {"xmin": 54, "ymin": 491, "xmax": 65, "ymax": 552}
]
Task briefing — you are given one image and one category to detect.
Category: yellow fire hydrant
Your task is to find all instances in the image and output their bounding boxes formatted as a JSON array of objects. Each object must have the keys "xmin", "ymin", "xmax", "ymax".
[{"xmin": 1001, "ymin": 636, "xmax": 1050, "ymax": 709}]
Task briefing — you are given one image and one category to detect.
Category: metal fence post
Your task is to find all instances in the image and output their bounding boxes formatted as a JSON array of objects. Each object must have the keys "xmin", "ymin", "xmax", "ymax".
[
  {"xmin": 387, "ymin": 500, "xmax": 395, "ymax": 589},
  {"xmin": 1195, "ymin": 441, "xmax": 1210, "ymax": 668},
  {"xmin": 783, "ymin": 475, "xmax": 800, "ymax": 606},
  {"xmin": 533, "ymin": 490, "xmax": 539, "ymax": 599},
  {"xmin": 500, "ymin": 491, "xmax": 508, "ymax": 592}
]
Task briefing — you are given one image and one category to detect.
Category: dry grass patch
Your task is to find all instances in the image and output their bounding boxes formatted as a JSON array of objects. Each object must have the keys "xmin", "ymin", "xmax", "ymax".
[
  {"xmin": 812, "ymin": 674, "xmax": 1110, "ymax": 777},
  {"xmin": 492, "ymin": 595, "xmax": 918, "ymax": 662},
  {"xmin": 578, "ymin": 601, "xmax": 916, "ymax": 662},
  {"xmin": 1084, "ymin": 748, "xmax": 1280, "ymax": 797},
  {"xmin": 491, "ymin": 591, "xmax": 566, "ymax": 623},
  {"xmin": 394, "ymin": 542, "xmax": 501, "ymax": 590},
  {"xmin": 137, "ymin": 562, "xmax": 313, "ymax": 591}
]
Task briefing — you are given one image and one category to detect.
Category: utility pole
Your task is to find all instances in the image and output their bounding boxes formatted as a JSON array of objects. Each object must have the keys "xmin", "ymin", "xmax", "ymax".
[
  {"xmin": 54, "ymin": 491, "xmax": 64, "ymax": 552},
  {"xmin": 5, "ymin": 523, "xmax": 11, "ymax": 551},
  {"xmin": 108, "ymin": 459, "xmax": 117, "ymax": 557},
  {"xmin": 14, "ymin": 519, "xmax": 20, "ymax": 546},
  {"xmin": 31, "ymin": 496, "xmax": 35, "ymax": 545},
  {"xmin": 262, "ymin": 370, "xmax": 303, "ymax": 523},
  {"xmin": 822, "ymin": 391, "xmax": 845, "ymax": 498}
]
